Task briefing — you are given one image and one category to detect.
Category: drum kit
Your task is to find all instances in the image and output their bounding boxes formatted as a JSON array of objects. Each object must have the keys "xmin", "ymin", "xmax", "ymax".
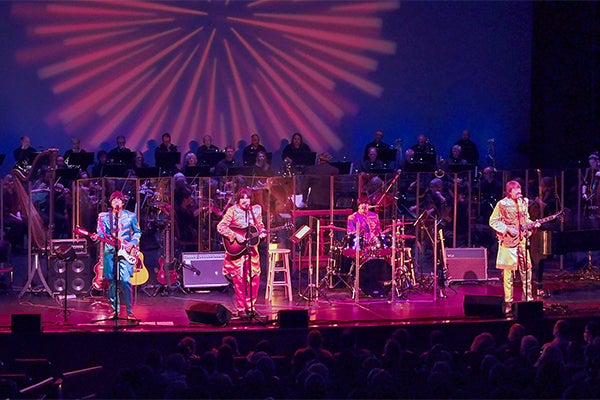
[{"xmin": 321, "ymin": 221, "xmax": 418, "ymax": 299}]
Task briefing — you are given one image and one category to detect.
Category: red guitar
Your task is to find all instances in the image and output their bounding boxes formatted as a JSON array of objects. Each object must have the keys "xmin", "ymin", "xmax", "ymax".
[
  {"xmin": 92, "ymin": 247, "xmax": 108, "ymax": 291},
  {"xmin": 156, "ymin": 222, "xmax": 179, "ymax": 286}
]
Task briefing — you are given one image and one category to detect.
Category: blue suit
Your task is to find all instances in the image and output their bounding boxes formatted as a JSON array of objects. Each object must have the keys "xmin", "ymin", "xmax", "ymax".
[{"xmin": 96, "ymin": 209, "xmax": 141, "ymax": 315}]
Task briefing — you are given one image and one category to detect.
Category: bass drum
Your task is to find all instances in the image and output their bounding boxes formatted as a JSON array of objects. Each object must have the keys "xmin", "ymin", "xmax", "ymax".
[{"xmin": 359, "ymin": 258, "xmax": 392, "ymax": 298}]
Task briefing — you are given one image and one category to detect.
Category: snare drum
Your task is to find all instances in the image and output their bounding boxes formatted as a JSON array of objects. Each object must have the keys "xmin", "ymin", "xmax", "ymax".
[{"xmin": 343, "ymin": 234, "xmax": 365, "ymax": 258}]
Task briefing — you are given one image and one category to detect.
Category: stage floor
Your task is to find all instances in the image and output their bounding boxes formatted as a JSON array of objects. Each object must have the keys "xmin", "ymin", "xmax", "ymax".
[{"xmin": 1, "ymin": 253, "xmax": 600, "ymax": 334}]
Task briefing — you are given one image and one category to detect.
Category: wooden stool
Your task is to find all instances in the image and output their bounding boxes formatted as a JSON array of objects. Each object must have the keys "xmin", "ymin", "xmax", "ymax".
[{"xmin": 265, "ymin": 248, "xmax": 293, "ymax": 302}]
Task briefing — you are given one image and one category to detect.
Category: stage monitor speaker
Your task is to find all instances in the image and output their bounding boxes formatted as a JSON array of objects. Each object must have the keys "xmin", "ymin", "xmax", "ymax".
[
  {"xmin": 185, "ymin": 301, "xmax": 232, "ymax": 326},
  {"xmin": 48, "ymin": 255, "xmax": 91, "ymax": 295},
  {"xmin": 446, "ymin": 247, "xmax": 487, "ymax": 282},
  {"xmin": 464, "ymin": 295, "xmax": 505, "ymax": 318},
  {"xmin": 181, "ymin": 252, "xmax": 229, "ymax": 289},
  {"xmin": 512, "ymin": 301, "xmax": 543, "ymax": 321},
  {"xmin": 11, "ymin": 314, "xmax": 42, "ymax": 334},
  {"xmin": 278, "ymin": 309, "xmax": 309, "ymax": 329}
]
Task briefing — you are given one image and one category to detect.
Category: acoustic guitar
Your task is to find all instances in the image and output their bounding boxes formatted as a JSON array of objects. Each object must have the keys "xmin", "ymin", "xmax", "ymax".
[{"xmin": 222, "ymin": 222, "xmax": 292, "ymax": 257}]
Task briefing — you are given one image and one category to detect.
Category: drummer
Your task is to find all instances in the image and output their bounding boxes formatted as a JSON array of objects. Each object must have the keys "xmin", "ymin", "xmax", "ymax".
[{"xmin": 346, "ymin": 200, "xmax": 383, "ymax": 248}]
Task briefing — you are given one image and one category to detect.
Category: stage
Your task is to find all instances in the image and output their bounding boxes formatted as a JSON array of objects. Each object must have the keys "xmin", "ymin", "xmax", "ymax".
[
  {"xmin": 1, "ymin": 249, "xmax": 600, "ymax": 398},
  {"xmin": 1, "ymin": 249, "xmax": 599, "ymax": 334}
]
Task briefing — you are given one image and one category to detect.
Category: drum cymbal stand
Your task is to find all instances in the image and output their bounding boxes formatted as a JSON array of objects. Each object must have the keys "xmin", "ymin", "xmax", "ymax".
[{"xmin": 297, "ymin": 218, "xmax": 331, "ymax": 306}]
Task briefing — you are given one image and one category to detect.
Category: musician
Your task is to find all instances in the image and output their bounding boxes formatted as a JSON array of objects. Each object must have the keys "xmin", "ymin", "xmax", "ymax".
[
  {"xmin": 360, "ymin": 147, "xmax": 385, "ymax": 172},
  {"xmin": 155, "ymin": 132, "xmax": 179, "ymax": 176},
  {"xmin": 346, "ymin": 200, "xmax": 382, "ymax": 250},
  {"xmin": 489, "ymin": 180, "xmax": 540, "ymax": 313},
  {"xmin": 91, "ymin": 150, "xmax": 109, "ymax": 178},
  {"xmin": 213, "ymin": 145, "xmax": 240, "ymax": 176},
  {"xmin": 108, "ymin": 135, "xmax": 133, "ymax": 165},
  {"xmin": 363, "ymin": 130, "xmax": 390, "ymax": 160},
  {"xmin": 242, "ymin": 134, "xmax": 267, "ymax": 166},
  {"xmin": 63, "ymin": 137, "xmax": 85, "ymax": 159},
  {"xmin": 529, "ymin": 176, "xmax": 560, "ymax": 297},
  {"xmin": 282, "ymin": 132, "xmax": 312, "ymax": 168},
  {"xmin": 217, "ymin": 187, "xmax": 266, "ymax": 317},
  {"xmin": 13, "ymin": 135, "xmax": 37, "ymax": 165},
  {"xmin": 302, "ymin": 152, "xmax": 339, "ymax": 210},
  {"xmin": 90, "ymin": 190, "xmax": 142, "ymax": 319},
  {"xmin": 410, "ymin": 134, "xmax": 437, "ymax": 171},
  {"xmin": 453, "ymin": 129, "xmax": 479, "ymax": 167},
  {"xmin": 582, "ymin": 152, "xmax": 600, "ymax": 222}
]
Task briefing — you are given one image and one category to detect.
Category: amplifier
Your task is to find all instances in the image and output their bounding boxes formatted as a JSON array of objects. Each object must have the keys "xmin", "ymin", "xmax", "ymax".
[
  {"xmin": 181, "ymin": 252, "xmax": 229, "ymax": 289},
  {"xmin": 445, "ymin": 247, "xmax": 487, "ymax": 282},
  {"xmin": 50, "ymin": 239, "xmax": 88, "ymax": 256}
]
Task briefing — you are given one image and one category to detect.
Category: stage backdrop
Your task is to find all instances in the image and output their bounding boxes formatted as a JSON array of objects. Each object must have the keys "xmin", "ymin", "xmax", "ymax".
[{"xmin": 0, "ymin": 1, "xmax": 532, "ymax": 172}]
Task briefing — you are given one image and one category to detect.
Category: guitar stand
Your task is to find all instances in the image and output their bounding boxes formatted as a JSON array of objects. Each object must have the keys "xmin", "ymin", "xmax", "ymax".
[{"xmin": 578, "ymin": 251, "xmax": 600, "ymax": 281}]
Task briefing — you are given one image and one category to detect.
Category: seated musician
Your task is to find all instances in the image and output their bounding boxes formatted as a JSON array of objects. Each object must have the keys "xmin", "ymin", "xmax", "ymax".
[{"xmin": 346, "ymin": 200, "xmax": 383, "ymax": 254}]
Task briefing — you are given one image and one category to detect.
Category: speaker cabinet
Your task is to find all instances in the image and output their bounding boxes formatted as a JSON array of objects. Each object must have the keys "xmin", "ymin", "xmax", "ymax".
[
  {"xmin": 48, "ymin": 255, "xmax": 91, "ymax": 295},
  {"xmin": 185, "ymin": 301, "xmax": 232, "ymax": 326},
  {"xmin": 278, "ymin": 309, "xmax": 309, "ymax": 328},
  {"xmin": 445, "ymin": 247, "xmax": 488, "ymax": 282},
  {"xmin": 11, "ymin": 314, "xmax": 42, "ymax": 334},
  {"xmin": 181, "ymin": 252, "xmax": 230, "ymax": 289},
  {"xmin": 464, "ymin": 295, "xmax": 505, "ymax": 317},
  {"xmin": 512, "ymin": 301, "xmax": 543, "ymax": 321}
]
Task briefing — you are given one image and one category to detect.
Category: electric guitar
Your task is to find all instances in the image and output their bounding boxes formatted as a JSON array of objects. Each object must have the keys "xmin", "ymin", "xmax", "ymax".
[
  {"xmin": 499, "ymin": 210, "xmax": 564, "ymax": 248},
  {"xmin": 222, "ymin": 222, "xmax": 293, "ymax": 257},
  {"xmin": 92, "ymin": 245, "xmax": 107, "ymax": 291},
  {"xmin": 74, "ymin": 226, "xmax": 139, "ymax": 265},
  {"xmin": 156, "ymin": 222, "xmax": 179, "ymax": 286}
]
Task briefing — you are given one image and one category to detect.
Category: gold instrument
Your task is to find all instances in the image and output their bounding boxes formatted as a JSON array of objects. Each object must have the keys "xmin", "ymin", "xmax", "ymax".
[{"xmin": 438, "ymin": 228, "xmax": 450, "ymax": 289}]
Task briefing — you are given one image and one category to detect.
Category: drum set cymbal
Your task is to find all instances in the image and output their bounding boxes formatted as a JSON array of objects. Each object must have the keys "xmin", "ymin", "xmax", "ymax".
[{"xmin": 321, "ymin": 224, "xmax": 346, "ymax": 232}]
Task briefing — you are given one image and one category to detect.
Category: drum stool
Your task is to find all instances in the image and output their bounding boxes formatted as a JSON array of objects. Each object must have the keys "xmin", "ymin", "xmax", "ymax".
[{"xmin": 265, "ymin": 248, "xmax": 293, "ymax": 302}]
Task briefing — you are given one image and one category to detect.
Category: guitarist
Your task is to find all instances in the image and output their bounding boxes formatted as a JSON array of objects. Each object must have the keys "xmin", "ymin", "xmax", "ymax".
[
  {"xmin": 489, "ymin": 180, "xmax": 541, "ymax": 314},
  {"xmin": 216, "ymin": 187, "xmax": 266, "ymax": 317},
  {"xmin": 90, "ymin": 191, "xmax": 142, "ymax": 319}
]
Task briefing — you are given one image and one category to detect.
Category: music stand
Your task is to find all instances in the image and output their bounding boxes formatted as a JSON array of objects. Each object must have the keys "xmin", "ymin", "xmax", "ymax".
[
  {"xmin": 447, "ymin": 163, "xmax": 475, "ymax": 173},
  {"xmin": 378, "ymin": 148, "xmax": 397, "ymax": 167},
  {"xmin": 67, "ymin": 152, "xmax": 95, "ymax": 170},
  {"xmin": 182, "ymin": 166, "xmax": 211, "ymax": 177},
  {"xmin": 55, "ymin": 244, "xmax": 76, "ymax": 324},
  {"xmin": 103, "ymin": 163, "xmax": 130, "ymax": 178},
  {"xmin": 199, "ymin": 152, "xmax": 225, "ymax": 167},
  {"xmin": 227, "ymin": 166, "xmax": 255, "ymax": 177},
  {"xmin": 155, "ymin": 151, "xmax": 181, "ymax": 171},
  {"xmin": 330, "ymin": 161, "xmax": 353, "ymax": 175},
  {"xmin": 110, "ymin": 151, "xmax": 134, "ymax": 165},
  {"xmin": 0, "ymin": 154, "xmax": 5, "ymax": 166},
  {"xmin": 292, "ymin": 151, "xmax": 317, "ymax": 166},
  {"xmin": 55, "ymin": 168, "xmax": 80, "ymax": 183},
  {"xmin": 134, "ymin": 167, "xmax": 159, "ymax": 178}
]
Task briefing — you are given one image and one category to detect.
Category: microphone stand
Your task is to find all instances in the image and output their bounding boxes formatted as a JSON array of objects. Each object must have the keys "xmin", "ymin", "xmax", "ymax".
[
  {"xmin": 240, "ymin": 207, "xmax": 267, "ymax": 325},
  {"xmin": 92, "ymin": 208, "xmax": 135, "ymax": 327}
]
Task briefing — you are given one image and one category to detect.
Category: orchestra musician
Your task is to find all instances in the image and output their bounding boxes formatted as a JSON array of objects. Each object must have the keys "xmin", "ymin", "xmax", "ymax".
[
  {"xmin": 216, "ymin": 187, "xmax": 266, "ymax": 317},
  {"xmin": 13, "ymin": 135, "xmax": 37, "ymax": 165},
  {"xmin": 90, "ymin": 191, "xmax": 142, "ymax": 319},
  {"xmin": 489, "ymin": 180, "xmax": 540, "ymax": 314},
  {"xmin": 582, "ymin": 152, "xmax": 600, "ymax": 224}
]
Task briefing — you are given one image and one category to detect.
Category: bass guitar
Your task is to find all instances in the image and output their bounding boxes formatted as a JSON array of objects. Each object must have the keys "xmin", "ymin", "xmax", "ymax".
[
  {"xmin": 499, "ymin": 210, "xmax": 564, "ymax": 248},
  {"xmin": 74, "ymin": 226, "xmax": 139, "ymax": 265},
  {"xmin": 156, "ymin": 221, "xmax": 179, "ymax": 286},
  {"xmin": 223, "ymin": 222, "xmax": 293, "ymax": 257}
]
